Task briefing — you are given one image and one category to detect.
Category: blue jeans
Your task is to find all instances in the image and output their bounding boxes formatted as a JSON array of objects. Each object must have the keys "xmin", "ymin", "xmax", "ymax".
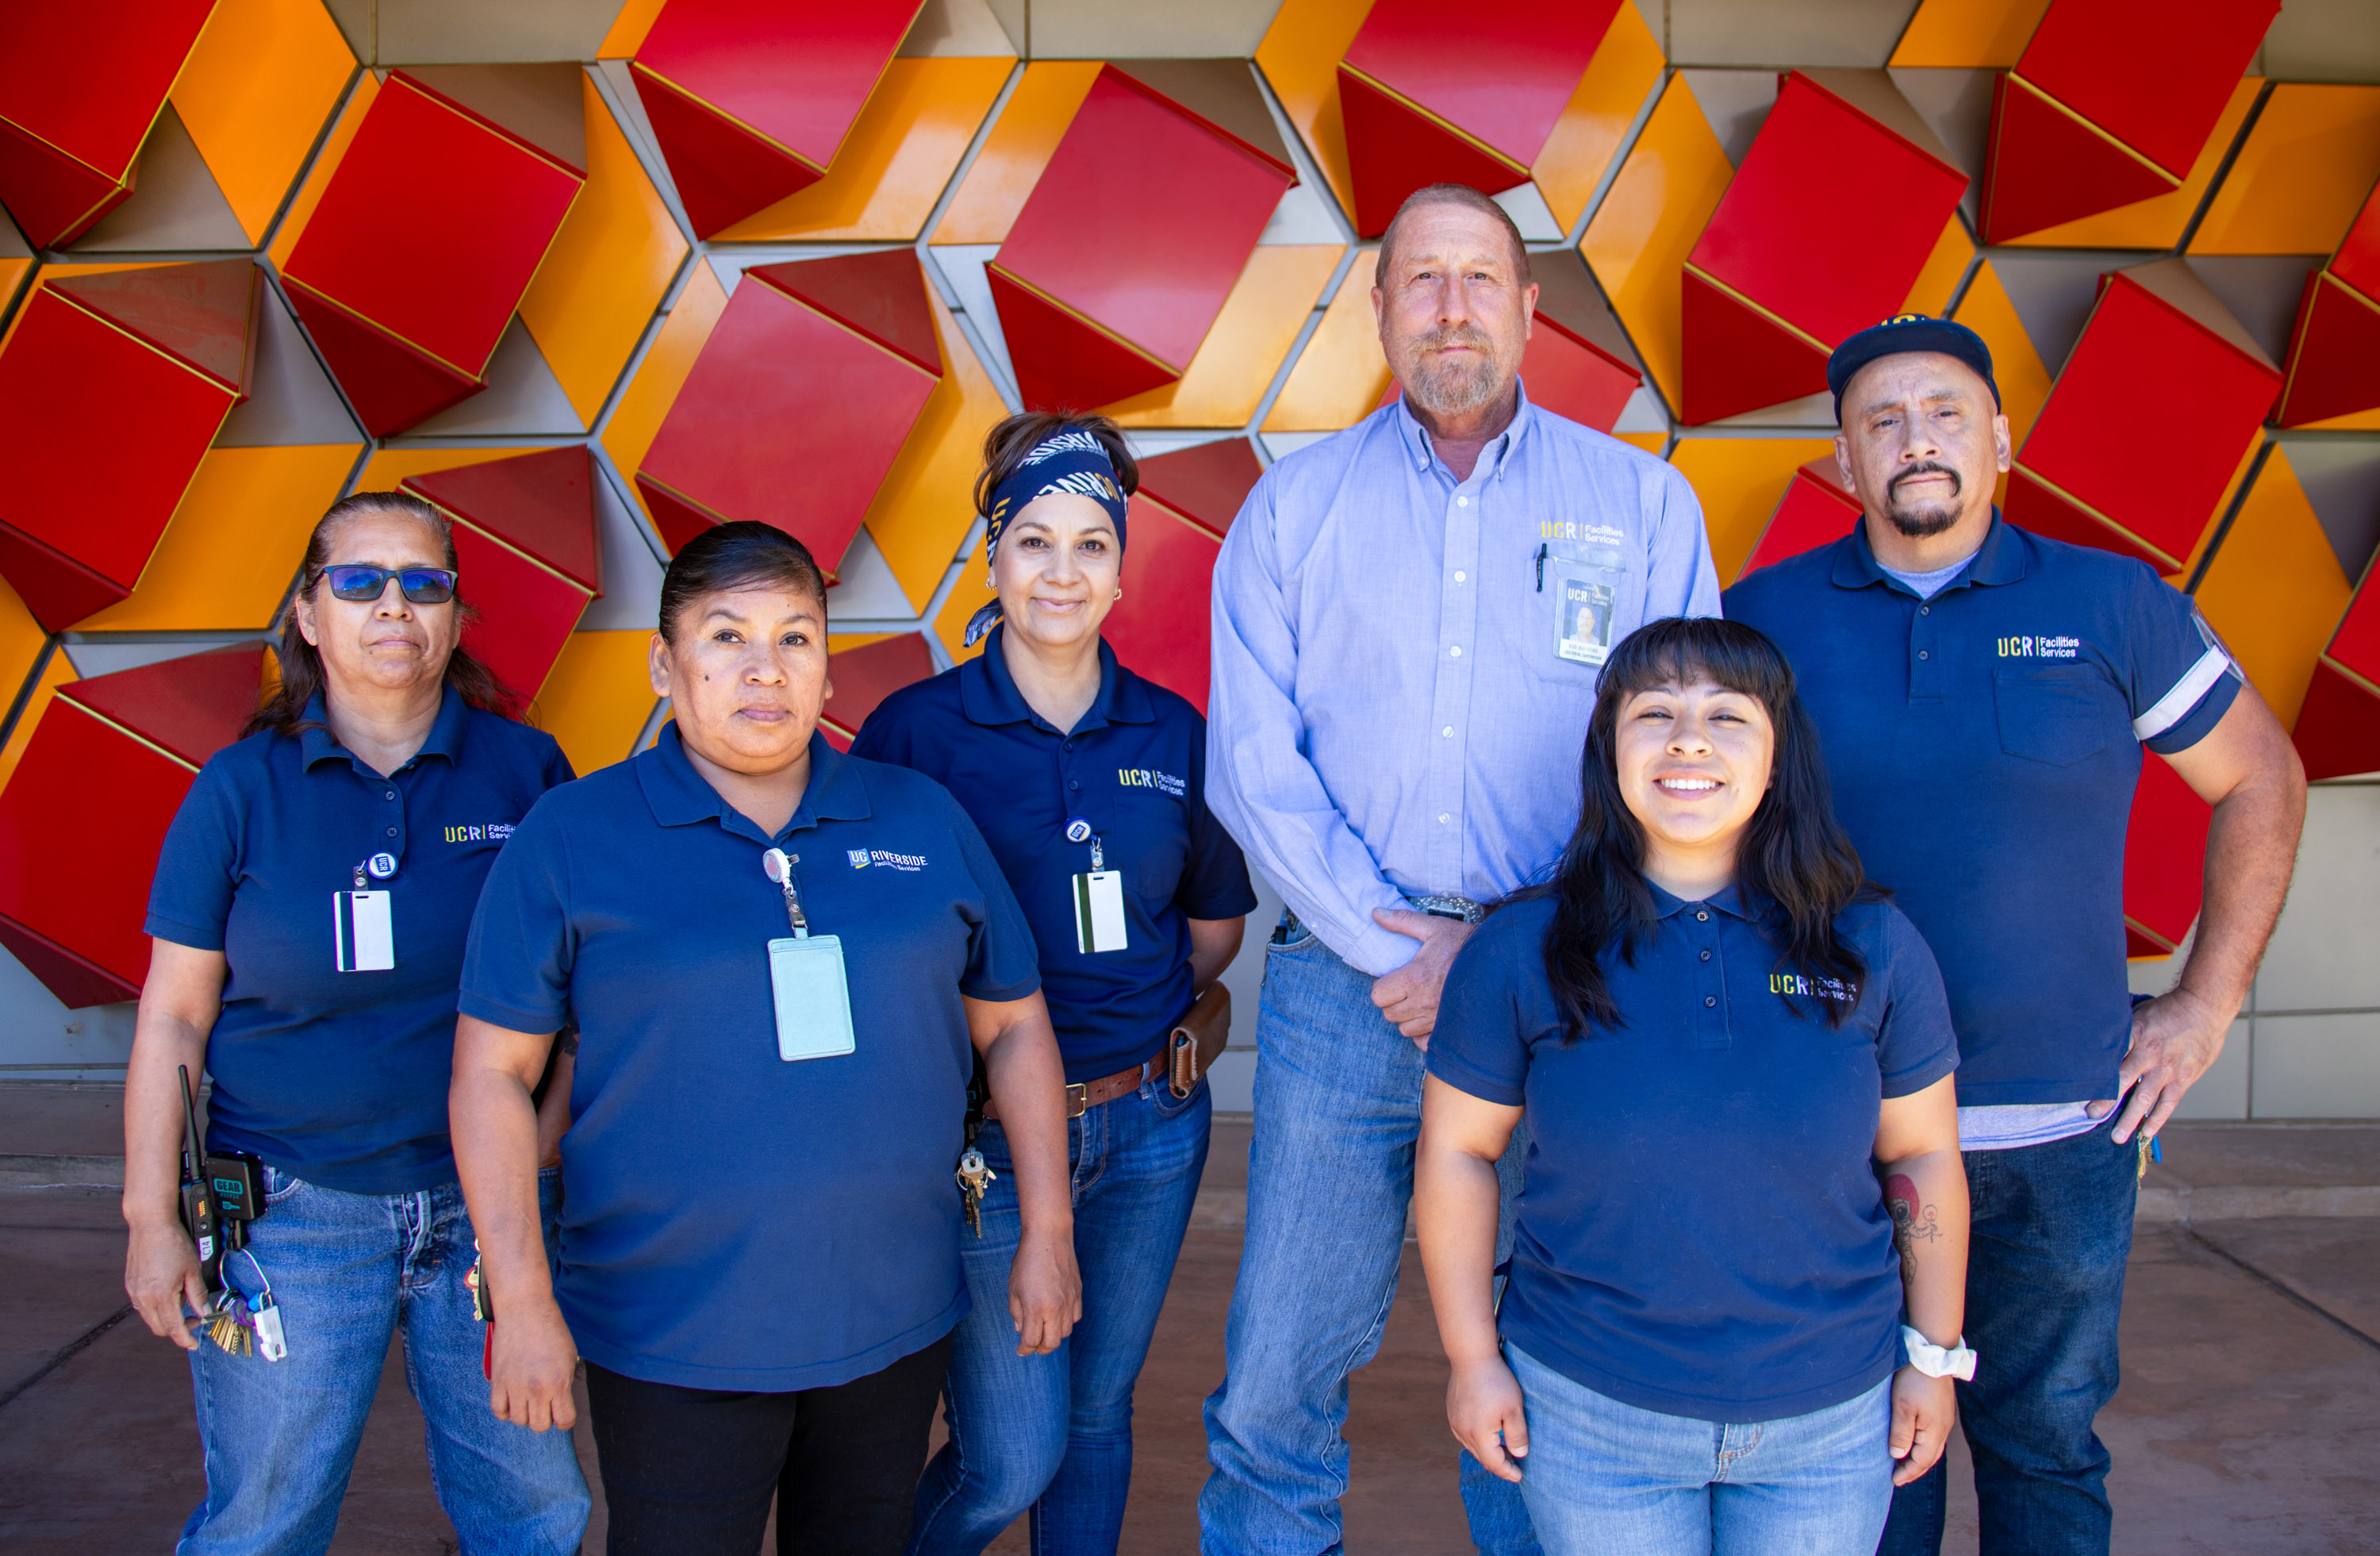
[
  {"xmin": 1877, "ymin": 1116, "xmax": 2136, "ymax": 1556},
  {"xmin": 178, "ymin": 1167, "xmax": 589, "ymax": 1556},
  {"xmin": 1200, "ymin": 921, "xmax": 1537, "ymax": 1556},
  {"xmin": 909, "ymin": 1073, "xmax": 1211, "ymax": 1555},
  {"xmin": 1510, "ymin": 1345, "xmax": 1892, "ymax": 1555}
]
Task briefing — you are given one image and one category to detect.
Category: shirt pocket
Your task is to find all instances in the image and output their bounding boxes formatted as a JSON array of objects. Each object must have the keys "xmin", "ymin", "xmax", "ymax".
[{"xmin": 1992, "ymin": 663, "xmax": 2116, "ymax": 766}]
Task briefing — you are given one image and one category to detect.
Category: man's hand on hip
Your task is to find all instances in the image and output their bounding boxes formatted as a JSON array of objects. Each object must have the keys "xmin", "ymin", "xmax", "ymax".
[
  {"xmin": 2089, "ymin": 985, "xmax": 2230, "ymax": 1143},
  {"xmin": 1371, "ymin": 909, "xmax": 1475, "ymax": 1047}
]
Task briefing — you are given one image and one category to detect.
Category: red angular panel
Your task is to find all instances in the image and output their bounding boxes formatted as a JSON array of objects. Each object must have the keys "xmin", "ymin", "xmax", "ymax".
[
  {"xmin": 2123, "ymin": 747, "xmax": 2212, "ymax": 955},
  {"xmin": 992, "ymin": 66, "xmax": 1295, "ymax": 403},
  {"xmin": 2329, "ymin": 562, "xmax": 2380, "ymax": 687},
  {"xmin": 0, "ymin": 648, "xmax": 264, "ymax": 1001},
  {"xmin": 633, "ymin": 475, "xmax": 720, "ymax": 558},
  {"xmin": 0, "ymin": 285, "xmax": 238, "ymax": 630},
  {"xmin": 0, "ymin": 917, "xmax": 137, "ymax": 1009},
  {"xmin": 819, "ymin": 632, "xmax": 937, "ymax": 748},
  {"xmin": 1106, "ymin": 497, "xmax": 1223, "ymax": 716},
  {"xmin": 446, "ymin": 524, "xmax": 592, "ymax": 704},
  {"xmin": 1335, "ymin": 67, "xmax": 1531, "ymax": 240},
  {"xmin": 2016, "ymin": 0, "xmax": 2278, "ymax": 179},
  {"xmin": 2336, "ymin": 178, "xmax": 2380, "ymax": 302},
  {"xmin": 1679, "ymin": 270, "xmax": 1830, "ymax": 426},
  {"xmin": 638, "ymin": 257, "xmax": 942, "ymax": 570},
  {"xmin": 282, "ymin": 71, "xmax": 583, "ymax": 434},
  {"xmin": 1525, "ymin": 317, "xmax": 1643, "ymax": 433},
  {"xmin": 988, "ymin": 267, "xmax": 1179, "ymax": 414},
  {"xmin": 405, "ymin": 447, "xmax": 603, "ymax": 597},
  {"xmin": 1136, "ymin": 440, "xmax": 1264, "ymax": 541},
  {"xmin": 1741, "ymin": 461, "xmax": 1864, "ymax": 580},
  {"xmin": 1979, "ymin": 72, "xmax": 2180, "ymax": 244},
  {"xmin": 1342, "ymin": 0, "xmax": 1622, "ymax": 170},
  {"xmin": 750, "ymin": 250, "xmax": 942, "ymax": 377},
  {"xmin": 282, "ymin": 282, "xmax": 486, "ymax": 437},
  {"xmin": 630, "ymin": 0, "xmax": 922, "ymax": 237},
  {"xmin": 1691, "ymin": 73, "xmax": 1967, "ymax": 350},
  {"xmin": 2274, "ymin": 272, "xmax": 2380, "ymax": 428},
  {"xmin": 2001, "ymin": 467, "xmax": 2165, "ymax": 571},
  {"xmin": 0, "ymin": 0, "xmax": 217, "ymax": 246},
  {"xmin": 2294, "ymin": 660, "xmax": 2380, "ymax": 782},
  {"xmin": 2010, "ymin": 266, "xmax": 2281, "ymax": 572},
  {"xmin": 51, "ymin": 259, "xmax": 261, "ymax": 398}
]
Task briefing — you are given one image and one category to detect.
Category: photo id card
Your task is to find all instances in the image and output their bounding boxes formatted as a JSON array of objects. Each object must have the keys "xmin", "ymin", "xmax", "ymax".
[
  {"xmin": 1555, "ymin": 574, "xmax": 1617, "ymax": 667},
  {"xmin": 769, "ymin": 935, "xmax": 856, "ymax": 1062},
  {"xmin": 332, "ymin": 891, "xmax": 394, "ymax": 972},
  {"xmin": 1073, "ymin": 870, "xmax": 1128, "ymax": 954}
]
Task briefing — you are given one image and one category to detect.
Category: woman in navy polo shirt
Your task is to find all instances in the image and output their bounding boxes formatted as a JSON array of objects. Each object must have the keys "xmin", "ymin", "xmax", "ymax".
[
  {"xmin": 852, "ymin": 413, "xmax": 1255, "ymax": 1556},
  {"xmin": 1416, "ymin": 617, "xmax": 1972, "ymax": 1555},
  {"xmin": 123, "ymin": 491, "xmax": 589, "ymax": 1554},
  {"xmin": 450, "ymin": 521, "xmax": 1081, "ymax": 1556}
]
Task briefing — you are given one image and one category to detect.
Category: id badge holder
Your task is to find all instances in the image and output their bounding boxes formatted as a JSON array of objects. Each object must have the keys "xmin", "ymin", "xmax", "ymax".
[
  {"xmin": 332, "ymin": 892, "xmax": 393, "ymax": 971},
  {"xmin": 1069, "ymin": 831, "xmax": 1127, "ymax": 953},
  {"xmin": 1552, "ymin": 544, "xmax": 1622, "ymax": 669},
  {"xmin": 768, "ymin": 934, "xmax": 855, "ymax": 1061}
]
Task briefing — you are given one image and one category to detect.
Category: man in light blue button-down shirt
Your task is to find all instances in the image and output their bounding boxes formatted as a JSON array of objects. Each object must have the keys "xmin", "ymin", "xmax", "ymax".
[{"xmin": 1197, "ymin": 186, "xmax": 1718, "ymax": 1556}]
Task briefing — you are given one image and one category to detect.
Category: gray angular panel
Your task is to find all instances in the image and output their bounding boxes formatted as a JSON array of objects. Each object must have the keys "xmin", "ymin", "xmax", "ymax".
[
  {"xmin": 214, "ymin": 282, "xmax": 365, "ymax": 448},
  {"xmin": 71, "ymin": 106, "xmax": 248, "ymax": 254}
]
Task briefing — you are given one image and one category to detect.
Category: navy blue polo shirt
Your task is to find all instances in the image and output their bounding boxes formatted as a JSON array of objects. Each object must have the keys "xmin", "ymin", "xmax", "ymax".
[
  {"xmin": 1429, "ymin": 888, "xmax": 1957, "ymax": 1423},
  {"xmin": 145, "ymin": 687, "xmax": 573, "ymax": 1195},
  {"xmin": 458, "ymin": 725, "xmax": 1042, "ymax": 1393},
  {"xmin": 850, "ymin": 628, "xmax": 1256, "ymax": 1083},
  {"xmin": 1726, "ymin": 515, "xmax": 2239, "ymax": 1105}
]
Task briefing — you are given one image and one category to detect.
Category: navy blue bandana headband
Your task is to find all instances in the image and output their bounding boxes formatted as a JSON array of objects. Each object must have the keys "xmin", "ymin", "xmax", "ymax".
[{"xmin": 966, "ymin": 430, "xmax": 1130, "ymax": 647}]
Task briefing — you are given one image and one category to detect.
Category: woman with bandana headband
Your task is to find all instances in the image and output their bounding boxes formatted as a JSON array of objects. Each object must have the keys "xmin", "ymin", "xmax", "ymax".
[{"xmin": 854, "ymin": 413, "xmax": 1257, "ymax": 1556}]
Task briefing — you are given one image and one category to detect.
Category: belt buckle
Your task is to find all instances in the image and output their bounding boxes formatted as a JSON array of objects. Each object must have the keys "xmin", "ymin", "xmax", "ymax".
[{"xmin": 1065, "ymin": 1082, "xmax": 1089, "ymax": 1119}]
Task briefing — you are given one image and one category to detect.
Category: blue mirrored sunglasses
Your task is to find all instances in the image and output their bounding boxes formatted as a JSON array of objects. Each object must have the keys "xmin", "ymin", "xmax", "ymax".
[{"xmin": 321, "ymin": 565, "xmax": 459, "ymax": 605}]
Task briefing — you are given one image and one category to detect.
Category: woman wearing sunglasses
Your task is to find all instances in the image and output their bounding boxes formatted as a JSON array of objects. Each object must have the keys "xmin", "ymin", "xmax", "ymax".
[
  {"xmin": 123, "ymin": 491, "xmax": 590, "ymax": 1554},
  {"xmin": 1416, "ymin": 617, "xmax": 1969, "ymax": 1555}
]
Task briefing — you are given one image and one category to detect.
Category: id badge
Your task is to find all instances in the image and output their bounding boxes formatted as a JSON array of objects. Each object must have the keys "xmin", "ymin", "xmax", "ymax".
[
  {"xmin": 1073, "ymin": 870, "xmax": 1128, "ymax": 953},
  {"xmin": 768, "ymin": 935, "xmax": 855, "ymax": 1062},
  {"xmin": 1554, "ymin": 573, "xmax": 1617, "ymax": 667},
  {"xmin": 332, "ymin": 891, "xmax": 394, "ymax": 972}
]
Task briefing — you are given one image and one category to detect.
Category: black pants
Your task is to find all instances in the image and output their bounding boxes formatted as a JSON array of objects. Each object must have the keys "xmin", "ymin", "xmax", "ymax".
[{"xmin": 585, "ymin": 1334, "xmax": 954, "ymax": 1556}]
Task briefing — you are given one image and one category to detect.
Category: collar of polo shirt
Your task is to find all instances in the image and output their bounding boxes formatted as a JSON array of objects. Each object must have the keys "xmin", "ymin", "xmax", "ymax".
[
  {"xmin": 1834, "ymin": 508, "xmax": 2029, "ymax": 594},
  {"xmin": 637, "ymin": 724, "xmax": 872, "ymax": 842},
  {"xmin": 298, "ymin": 684, "xmax": 470, "ymax": 772},
  {"xmin": 958, "ymin": 627, "xmax": 1154, "ymax": 735}
]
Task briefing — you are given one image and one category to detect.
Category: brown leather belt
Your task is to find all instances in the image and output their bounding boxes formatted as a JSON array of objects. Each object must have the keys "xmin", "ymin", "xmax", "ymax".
[{"xmin": 979, "ymin": 1060, "xmax": 1151, "ymax": 1123}]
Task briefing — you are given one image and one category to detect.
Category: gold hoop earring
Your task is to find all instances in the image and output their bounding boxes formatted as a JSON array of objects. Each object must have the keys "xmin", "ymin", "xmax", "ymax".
[{"xmin": 1114, "ymin": 586, "xmax": 1124, "ymax": 600}]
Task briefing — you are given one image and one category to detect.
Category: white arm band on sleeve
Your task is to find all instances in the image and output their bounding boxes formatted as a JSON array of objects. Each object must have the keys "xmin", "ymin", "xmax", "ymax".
[{"xmin": 2132, "ymin": 644, "xmax": 2232, "ymax": 742}]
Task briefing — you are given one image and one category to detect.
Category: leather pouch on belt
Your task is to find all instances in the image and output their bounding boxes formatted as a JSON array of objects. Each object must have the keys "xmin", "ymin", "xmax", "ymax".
[{"xmin": 1167, "ymin": 982, "xmax": 1231, "ymax": 1098}]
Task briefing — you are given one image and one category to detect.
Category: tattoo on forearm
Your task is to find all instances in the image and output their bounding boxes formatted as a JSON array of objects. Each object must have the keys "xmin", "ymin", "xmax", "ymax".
[{"xmin": 1884, "ymin": 1173, "xmax": 1938, "ymax": 1286}]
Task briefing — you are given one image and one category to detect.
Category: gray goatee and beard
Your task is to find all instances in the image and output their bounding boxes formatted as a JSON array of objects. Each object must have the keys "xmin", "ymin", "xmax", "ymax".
[
  {"xmin": 1399, "ymin": 324, "xmax": 1505, "ymax": 418},
  {"xmin": 1884, "ymin": 460, "xmax": 1964, "ymax": 538}
]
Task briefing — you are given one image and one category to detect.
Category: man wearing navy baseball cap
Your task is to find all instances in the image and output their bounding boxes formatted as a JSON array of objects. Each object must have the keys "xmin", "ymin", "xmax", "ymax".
[{"xmin": 1727, "ymin": 314, "xmax": 2305, "ymax": 1555}]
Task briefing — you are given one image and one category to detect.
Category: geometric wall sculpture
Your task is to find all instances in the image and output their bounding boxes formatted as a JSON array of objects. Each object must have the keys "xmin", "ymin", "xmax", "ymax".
[
  {"xmin": 819, "ymin": 631, "xmax": 938, "ymax": 748},
  {"xmin": 1735, "ymin": 459, "xmax": 1863, "ymax": 582},
  {"xmin": 2275, "ymin": 175, "xmax": 2380, "ymax": 428},
  {"xmin": 627, "ymin": 0, "xmax": 925, "ymax": 238},
  {"xmin": 274, "ymin": 71, "xmax": 584, "ymax": 436},
  {"xmin": 2006, "ymin": 259, "xmax": 2282, "ymax": 574},
  {"xmin": 1513, "ymin": 252, "xmax": 1643, "ymax": 433},
  {"xmin": 2123, "ymin": 751, "xmax": 2213, "ymax": 958},
  {"xmin": 989, "ymin": 64, "xmax": 1296, "ymax": 411},
  {"xmin": 1683, "ymin": 71, "xmax": 1968, "ymax": 424},
  {"xmin": 1106, "ymin": 438, "xmax": 1264, "ymax": 715},
  {"xmin": 0, "ymin": 260, "xmax": 258, "ymax": 631},
  {"xmin": 1979, "ymin": 0, "xmax": 2281, "ymax": 243},
  {"xmin": 0, "ymin": 643, "xmax": 265, "ymax": 1006},
  {"xmin": 1334, "ymin": 0, "xmax": 1622, "ymax": 237},
  {"xmin": 0, "ymin": 1, "xmax": 217, "ymax": 248},
  {"xmin": 635, "ymin": 249, "xmax": 943, "ymax": 569},
  {"xmin": 2297, "ymin": 558, "xmax": 2380, "ymax": 781},
  {"xmin": 401, "ymin": 446, "xmax": 603, "ymax": 705}
]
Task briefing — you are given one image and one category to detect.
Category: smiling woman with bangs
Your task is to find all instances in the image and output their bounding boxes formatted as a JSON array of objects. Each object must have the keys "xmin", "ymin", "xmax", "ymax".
[{"xmin": 1415, "ymin": 617, "xmax": 1973, "ymax": 1556}]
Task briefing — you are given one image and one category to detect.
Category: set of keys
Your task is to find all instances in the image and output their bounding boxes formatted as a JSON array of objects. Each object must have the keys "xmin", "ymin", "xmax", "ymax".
[
  {"xmin": 196, "ymin": 1260, "xmax": 286, "ymax": 1362},
  {"xmin": 956, "ymin": 1148, "xmax": 996, "ymax": 1238}
]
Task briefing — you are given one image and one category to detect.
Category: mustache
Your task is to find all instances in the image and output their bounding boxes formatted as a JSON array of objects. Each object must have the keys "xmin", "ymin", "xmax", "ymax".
[
  {"xmin": 1412, "ymin": 323, "xmax": 1497, "ymax": 357},
  {"xmin": 1889, "ymin": 462, "xmax": 1962, "ymax": 498}
]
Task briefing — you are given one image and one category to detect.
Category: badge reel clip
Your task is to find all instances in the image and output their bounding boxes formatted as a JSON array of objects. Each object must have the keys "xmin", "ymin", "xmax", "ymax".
[
  {"xmin": 334, "ymin": 851, "xmax": 399, "ymax": 973},
  {"xmin": 763, "ymin": 847, "xmax": 854, "ymax": 1061},
  {"xmin": 1068, "ymin": 818, "xmax": 1127, "ymax": 955}
]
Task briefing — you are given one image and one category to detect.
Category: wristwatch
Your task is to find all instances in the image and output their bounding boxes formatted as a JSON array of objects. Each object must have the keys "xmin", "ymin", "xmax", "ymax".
[{"xmin": 1901, "ymin": 1324, "xmax": 1978, "ymax": 1380}]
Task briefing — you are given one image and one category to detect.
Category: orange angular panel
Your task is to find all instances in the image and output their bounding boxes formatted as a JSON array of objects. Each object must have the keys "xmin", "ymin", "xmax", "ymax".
[
  {"xmin": 404, "ymin": 446, "xmax": 603, "ymax": 597},
  {"xmin": 2121, "ymin": 748, "xmax": 2211, "ymax": 955},
  {"xmin": 0, "ymin": 0, "xmax": 217, "ymax": 246},
  {"xmin": 1739, "ymin": 461, "xmax": 1863, "ymax": 579},
  {"xmin": 282, "ymin": 280, "xmax": 486, "ymax": 436},
  {"xmin": 1136, "ymin": 440, "xmax": 1264, "ymax": 541},
  {"xmin": 988, "ymin": 267, "xmax": 1179, "ymax": 413},
  {"xmin": 819, "ymin": 632, "xmax": 937, "ymax": 747},
  {"xmin": 2294, "ymin": 660, "xmax": 2380, "ymax": 781},
  {"xmin": 1106, "ymin": 498, "xmax": 1225, "ymax": 715},
  {"xmin": 1979, "ymin": 72, "xmax": 2179, "ymax": 244},
  {"xmin": 49, "ymin": 258, "xmax": 260, "ymax": 397},
  {"xmin": 638, "ymin": 257, "xmax": 942, "ymax": 568},
  {"xmin": 2011, "ymin": 264, "xmax": 2281, "ymax": 572},
  {"xmin": 1335, "ymin": 67, "xmax": 1530, "ymax": 240},
  {"xmin": 1679, "ymin": 269, "xmax": 1830, "ymax": 425},
  {"xmin": 747, "ymin": 249, "xmax": 942, "ymax": 376},
  {"xmin": 2275, "ymin": 271, "xmax": 2380, "ymax": 429}
]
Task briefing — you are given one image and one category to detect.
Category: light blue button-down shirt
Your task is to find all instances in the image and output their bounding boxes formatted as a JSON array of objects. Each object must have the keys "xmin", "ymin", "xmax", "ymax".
[{"xmin": 1207, "ymin": 388, "xmax": 1720, "ymax": 977}]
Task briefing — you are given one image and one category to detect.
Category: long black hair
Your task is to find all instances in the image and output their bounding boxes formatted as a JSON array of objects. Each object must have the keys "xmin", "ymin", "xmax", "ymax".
[
  {"xmin": 246, "ymin": 492, "xmax": 516, "ymax": 739},
  {"xmin": 1532, "ymin": 616, "xmax": 1875, "ymax": 1035}
]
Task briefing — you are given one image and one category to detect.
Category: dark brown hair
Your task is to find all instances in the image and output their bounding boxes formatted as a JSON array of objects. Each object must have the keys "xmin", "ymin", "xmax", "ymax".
[
  {"xmin": 658, "ymin": 521, "xmax": 827, "ymax": 644},
  {"xmin": 1376, "ymin": 182, "xmax": 1533, "ymax": 287},
  {"xmin": 972, "ymin": 411, "xmax": 1139, "ymax": 519},
  {"xmin": 245, "ymin": 492, "xmax": 518, "ymax": 739}
]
